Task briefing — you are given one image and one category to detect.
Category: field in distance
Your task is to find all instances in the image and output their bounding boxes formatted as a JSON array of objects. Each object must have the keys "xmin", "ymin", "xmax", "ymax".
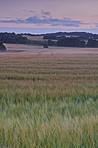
[
  {"xmin": 22, "ymin": 35, "xmax": 48, "ymax": 41},
  {"xmin": 3, "ymin": 43, "xmax": 98, "ymax": 55},
  {"xmin": 0, "ymin": 45, "xmax": 98, "ymax": 147}
]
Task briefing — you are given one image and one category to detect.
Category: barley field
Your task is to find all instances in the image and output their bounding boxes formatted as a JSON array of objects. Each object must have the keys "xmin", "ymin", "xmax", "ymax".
[{"xmin": 0, "ymin": 46, "xmax": 98, "ymax": 148}]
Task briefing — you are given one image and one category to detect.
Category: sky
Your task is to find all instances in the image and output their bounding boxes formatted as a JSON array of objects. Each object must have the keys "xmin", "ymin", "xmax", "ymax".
[{"xmin": 0, "ymin": 0, "xmax": 98, "ymax": 34}]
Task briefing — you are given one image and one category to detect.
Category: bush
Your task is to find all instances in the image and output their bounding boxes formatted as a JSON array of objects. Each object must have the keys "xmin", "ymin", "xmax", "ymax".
[{"xmin": 43, "ymin": 43, "xmax": 48, "ymax": 48}]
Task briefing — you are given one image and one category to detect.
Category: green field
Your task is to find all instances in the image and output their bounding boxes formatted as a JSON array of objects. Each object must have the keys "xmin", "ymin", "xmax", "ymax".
[{"xmin": 0, "ymin": 51, "xmax": 98, "ymax": 147}]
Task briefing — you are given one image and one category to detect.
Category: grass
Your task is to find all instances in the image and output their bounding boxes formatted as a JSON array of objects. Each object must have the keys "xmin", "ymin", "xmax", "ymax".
[
  {"xmin": 22, "ymin": 35, "xmax": 44, "ymax": 41},
  {"xmin": 0, "ymin": 52, "xmax": 98, "ymax": 148}
]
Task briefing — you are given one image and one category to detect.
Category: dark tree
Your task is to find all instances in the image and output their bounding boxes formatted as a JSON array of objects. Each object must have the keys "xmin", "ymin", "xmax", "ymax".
[
  {"xmin": 43, "ymin": 43, "xmax": 48, "ymax": 48},
  {"xmin": 48, "ymin": 39, "xmax": 55, "ymax": 46},
  {"xmin": 87, "ymin": 39, "xmax": 98, "ymax": 47}
]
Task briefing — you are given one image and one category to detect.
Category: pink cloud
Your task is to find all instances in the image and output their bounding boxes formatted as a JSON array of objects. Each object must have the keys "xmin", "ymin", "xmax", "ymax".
[{"xmin": 0, "ymin": 22, "xmax": 96, "ymax": 30}]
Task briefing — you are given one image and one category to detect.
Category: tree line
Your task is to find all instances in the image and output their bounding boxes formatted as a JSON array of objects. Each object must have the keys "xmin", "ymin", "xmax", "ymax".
[
  {"xmin": 56, "ymin": 38, "xmax": 98, "ymax": 48},
  {"xmin": 0, "ymin": 32, "xmax": 98, "ymax": 48},
  {"xmin": 0, "ymin": 32, "xmax": 50, "ymax": 46}
]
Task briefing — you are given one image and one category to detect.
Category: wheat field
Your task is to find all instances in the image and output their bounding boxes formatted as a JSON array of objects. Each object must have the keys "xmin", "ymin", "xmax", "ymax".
[{"xmin": 0, "ymin": 47, "xmax": 98, "ymax": 147}]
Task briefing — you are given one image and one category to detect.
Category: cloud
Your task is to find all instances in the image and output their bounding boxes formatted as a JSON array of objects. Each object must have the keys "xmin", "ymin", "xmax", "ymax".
[
  {"xmin": 41, "ymin": 10, "xmax": 51, "ymax": 16},
  {"xmin": 0, "ymin": 15, "xmax": 84, "ymax": 27},
  {"xmin": 0, "ymin": 8, "xmax": 89, "ymax": 28},
  {"xmin": 23, "ymin": 9, "xmax": 36, "ymax": 14},
  {"xmin": 95, "ymin": 23, "xmax": 98, "ymax": 27},
  {"xmin": 0, "ymin": 19, "xmax": 24, "ymax": 24},
  {"xmin": 4, "ymin": 17, "xmax": 13, "ymax": 19}
]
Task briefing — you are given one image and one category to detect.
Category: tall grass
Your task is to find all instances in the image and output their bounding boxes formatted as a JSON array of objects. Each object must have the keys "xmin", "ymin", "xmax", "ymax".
[{"xmin": 0, "ymin": 53, "xmax": 98, "ymax": 147}]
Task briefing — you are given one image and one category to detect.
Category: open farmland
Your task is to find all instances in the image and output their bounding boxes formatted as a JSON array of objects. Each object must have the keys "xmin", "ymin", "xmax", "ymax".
[
  {"xmin": 22, "ymin": 35, "xmax": 48, "ymax": 41},
  {"xmin": 0, "ymin": 45, "xmax": 98, "ymax": 147}
]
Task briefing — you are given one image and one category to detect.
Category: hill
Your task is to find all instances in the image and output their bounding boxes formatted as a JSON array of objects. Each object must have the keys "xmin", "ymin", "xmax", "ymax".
[
  {"xmin": 21, "ymin": 32, "xmax": 98, "ymax": 40},
  {"xmin": 0, "ymin": 32, "xmax": 47, "ymax": 46},
  {"xmin": 0, "ymin": 33, "xmax": 31, "ymax": 44},
  {"xmin": 21, "ymin": 32, "xmax": 98, "ymax": 47},
  {"xmin": 1, "ymin": 32, "xmax": 98, "ymax": 48}
]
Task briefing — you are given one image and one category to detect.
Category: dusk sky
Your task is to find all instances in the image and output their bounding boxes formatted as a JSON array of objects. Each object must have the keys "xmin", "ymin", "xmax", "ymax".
[{"xmin": 0, "ymin": 0, "xmax": 98, "ymax": 34}]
